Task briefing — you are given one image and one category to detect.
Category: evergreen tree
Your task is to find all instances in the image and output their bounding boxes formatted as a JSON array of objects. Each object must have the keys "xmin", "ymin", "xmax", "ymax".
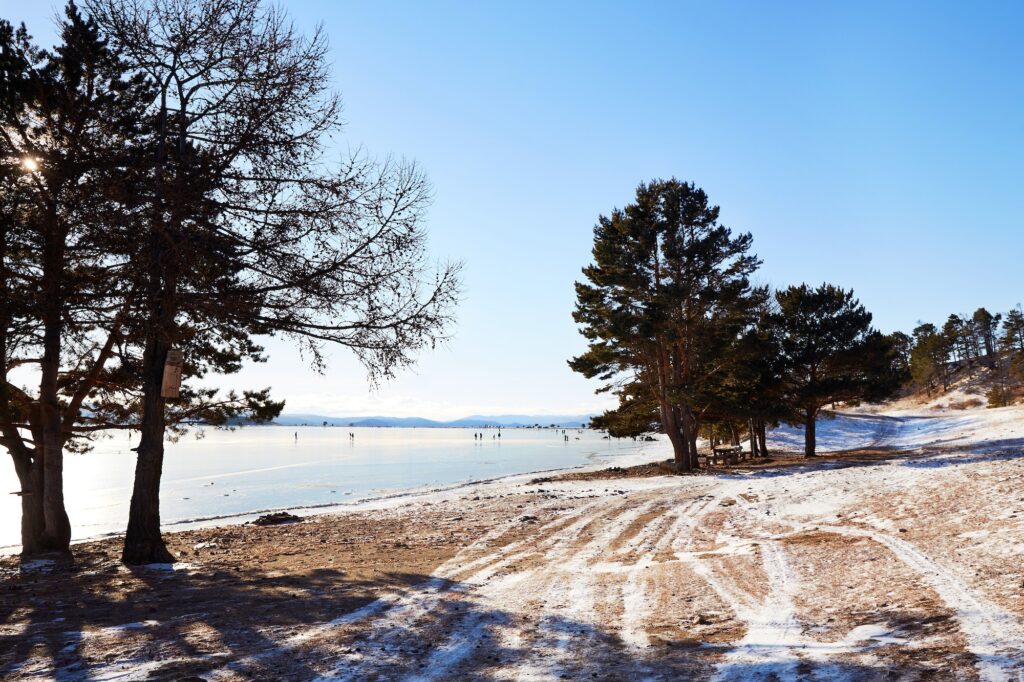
[
  {"xmin": 701, "ymin": 292, "xmax": 783, "ymax": 457},
  {"xmin": 972, "ymin": 307, "xmax": 1001, "ymax": 368},
  {"xmin": 0, "ymin": 4, "xmax": 155, "ymax": 555},
  {"xmin": 941, "ymin": 315, "xmax": 967, "ymax": 367},
  {"xmin": 1001, "ymin": 306, "xmax": 1024, "ymax": 354},
  {"xmin": 888, "ymin": 331, "xmax": 913, "ymax": 381},
  {"xmin": 909, "ymin": 323, "xmax": 953, "ymax": 392},
  {"xmin": 571, "ymin": 179, "xmax": 761, "ymax": 471},
  {"xmin": 771, "ymin": 284, "xmax": 900, "ymax": 456}
]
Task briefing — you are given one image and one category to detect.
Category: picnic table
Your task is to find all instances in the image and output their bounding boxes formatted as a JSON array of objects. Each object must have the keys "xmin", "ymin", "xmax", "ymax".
[{"xmin": 706, "ymin": 445, "xmax": 744, "ymax": 466}]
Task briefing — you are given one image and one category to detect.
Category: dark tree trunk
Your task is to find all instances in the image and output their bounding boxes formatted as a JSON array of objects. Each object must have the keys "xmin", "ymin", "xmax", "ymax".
[
  {"xmin": 39, "ymin": 225, "xmax": 71, "ymax": 552},
  {"xmin": 660, "ymin": 402, "xmax": 689, "ymax": 472},
  {"xmin": 758, "ymin": 421, "xmax": 768, "ymax": 456},
  {"xmin": 12, "ymin": 454, "xmax": 45, "ymax": 555},
  {"xmin": 122, "ymin": 336, "xmax": 175, "ymax": 565},
  {"xmin": 667, "ymin": 429, "xmax": 688, "ymax": 473},
  {"xmin": 804, "ymin": 409, "xmax": 817, "ymax": 457},
  {"xmin": 122, "ymin": 101, "xmax": 178, "ymax": 565},
  {"xmin": 39, "ymin": 416, "xmax": 70, "ymax": 550},
  {"xmin": 748, "ymin": 419, "xmax": 758, "ymax": 457}
]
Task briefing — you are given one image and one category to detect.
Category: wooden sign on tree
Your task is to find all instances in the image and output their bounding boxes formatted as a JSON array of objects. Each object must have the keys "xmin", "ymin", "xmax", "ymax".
[{"xmin": 161, "ymin": 349, "xmax": 183, "ymax": 398}]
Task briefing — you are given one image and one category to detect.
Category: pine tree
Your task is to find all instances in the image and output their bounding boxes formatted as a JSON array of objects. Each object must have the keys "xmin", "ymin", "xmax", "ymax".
[
  {"xmin": 909, "ymin": 323, "xmax": 952, "ymax": 392},
  {"xmin": 771, "ymin": 284, "xmax": 900, "ymax": 456},
  {"xmin": 571, "ymin": 179, "xmax": 761, "ymax": 471},
  {"xmin": 888, "ymin": 331, "xmax": 913, "ymax": 380},
  {"xmin": 0, "ymin": 4, "xmax": 155, "ymax": 555},
  {"xmin": 1000, "ymin": 307, "xmax": 1024, "ymax": 354},
  {"xmin": 972, "ymin": 307, "xmax": 1001, "ymax": 368}
]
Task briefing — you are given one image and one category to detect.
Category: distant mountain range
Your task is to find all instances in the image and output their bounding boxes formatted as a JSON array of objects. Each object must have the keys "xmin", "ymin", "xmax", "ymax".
[{"xmin": 271, "ymin": 413, "xmax": 596, "ymax": 428}]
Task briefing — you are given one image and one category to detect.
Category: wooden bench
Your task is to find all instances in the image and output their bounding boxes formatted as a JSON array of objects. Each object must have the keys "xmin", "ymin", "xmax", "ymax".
[{"xmin": 706, "ymin": 445, "xmax": 744, "ymax": 466}]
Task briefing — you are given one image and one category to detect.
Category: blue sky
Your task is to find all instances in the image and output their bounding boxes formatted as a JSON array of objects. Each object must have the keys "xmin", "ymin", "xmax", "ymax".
[{"xmin": 10, "ymin": 2, "xmax": 1024, "ymax": 418}]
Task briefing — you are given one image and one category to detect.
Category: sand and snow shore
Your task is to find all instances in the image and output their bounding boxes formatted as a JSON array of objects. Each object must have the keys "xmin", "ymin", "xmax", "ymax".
[{"xmin": 2, "ymin": 408, "xmax": 1024, "ymax": 680}]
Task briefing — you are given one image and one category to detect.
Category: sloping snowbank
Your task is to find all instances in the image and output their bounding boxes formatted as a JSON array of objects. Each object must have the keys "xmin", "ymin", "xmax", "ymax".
[
  {"xmin": 767, "ymin": 406, "xmax": 1024, "ymax": 455},
  {"xmin": 767, "ymin": 413, "xmax": 898, "ymax": 453}
]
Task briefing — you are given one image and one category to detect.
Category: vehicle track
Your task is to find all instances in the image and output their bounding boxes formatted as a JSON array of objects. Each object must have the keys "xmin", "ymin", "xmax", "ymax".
[{"xmin": 199, "ymin": 412, "xmax": 1023, "ymax": 681}]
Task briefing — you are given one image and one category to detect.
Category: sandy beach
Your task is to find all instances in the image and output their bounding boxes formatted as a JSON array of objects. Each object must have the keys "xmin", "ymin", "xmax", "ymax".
[{"xmin": 2, "ymin": 409, "xmax": 1024, "ymax": 680}]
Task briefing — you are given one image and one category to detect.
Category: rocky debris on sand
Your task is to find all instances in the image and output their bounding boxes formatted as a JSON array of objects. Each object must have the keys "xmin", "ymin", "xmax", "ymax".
[{"xmin": 251, "ymin": 512, "xmax": 303, "ymax": 526}]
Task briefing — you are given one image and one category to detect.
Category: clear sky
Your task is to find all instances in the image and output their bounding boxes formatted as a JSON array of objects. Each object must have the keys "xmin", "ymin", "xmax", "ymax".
[{"xmin": 9, "ymin": 2, "xmax": 1024, "ymax": 418}]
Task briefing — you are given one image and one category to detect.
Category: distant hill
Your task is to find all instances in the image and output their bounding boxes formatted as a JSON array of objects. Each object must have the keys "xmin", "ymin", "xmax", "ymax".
[{"xmin": 272, "ymin": 413, "xmax": 596, "ymax": 428}]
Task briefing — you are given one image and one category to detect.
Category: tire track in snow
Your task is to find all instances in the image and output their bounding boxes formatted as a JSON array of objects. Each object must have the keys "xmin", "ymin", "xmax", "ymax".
[
  {"xmin": 473, "ymin": 498, "xmax": 667, "ymax": 680},
  {"xmin": 323, "ymin": 496, "xmax": 647, "ymax": 681},
  {"xmin": 402, "ymin": 497, "xmax": 674, "ymax": 681},
  {"xmin": 674, "ymin": 481, "xmax": 898, "ymax": 680},
  {"xmin": 327, "ymin": 500, "xmax": 621, "ymax": 680},
  {"xmin": 679, "ymin": 539, "xmax": 801, "ymax": 681},
  {"xmin": 678, "ymin": 501, "xmax": 907, "ymax": 682},
  {"xmin": 437, "ymin": 498, "xmax": 601, "ymax": 578},
  {"xmin": 613, "ymin": 495, "xmax": 713, "ymax": 651},
  {"xmin": 826, "ymin": 525, "xmax": 1024, "ymax": 682},
  {"xmin": 730, "ymin": 481, "xmax": 1024, "ymax": 681}
]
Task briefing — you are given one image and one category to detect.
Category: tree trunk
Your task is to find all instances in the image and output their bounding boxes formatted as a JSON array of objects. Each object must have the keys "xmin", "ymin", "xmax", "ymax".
[
  {"xmin": 122, "ymin": 337, "xmax": 175, "ymax": 565},
  {"xmin": 758, "ymin": 421, "xmax": 768, "ymax": 456},
  {"xmin": 39, "ymin": 409, "xmax": 70, "ymax": 550},
  {"xmin": 660, "ymin": 402, "xmax": 689, "ymax": 472},
  {"xmin": 123, "ymin": 162, "xmax": 178, "ymax": 564},
  {"xmin": 748, "ymin": 419, "xmax": 758, "ymax": 457},
  {"xmin": 11, "ymin": 454, "xmax": 45, "ymax": 556},
  {"xmin": 122, "ymin": 109, "xmax": 179, "ymax": 565},
  {"xmin": 39, "ymin": 226, "xmax": 71, "ymax": 552},
  {"xmin": 666, "ymin": 429, "xmax": 688, "ymax": 473},
  {"xmin": 804, "ymin": 409, "xmax": 817, "ymax": 457},
  {"xmin": 677, "ymin": 410, "xmax": 697, "ymax": 470}
]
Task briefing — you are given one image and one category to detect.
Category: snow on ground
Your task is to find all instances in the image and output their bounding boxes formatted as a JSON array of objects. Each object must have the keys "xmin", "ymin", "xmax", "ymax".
[
  {"xmin": 770, "ymin": 406, "xmax": 1024, "ymax": 455},
  {"xmin": 6, "ymin": 407, "xmax": 1024, "ymax": 680},
  {"xmin": 767, "ymin": 411, "xmax": 903, "ymax": 453}
]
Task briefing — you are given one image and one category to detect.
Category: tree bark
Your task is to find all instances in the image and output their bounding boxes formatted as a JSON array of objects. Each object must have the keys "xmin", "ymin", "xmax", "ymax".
[
  {"xmin": 660, "ymin": 401, "xmax": 689, "ymax": 472},
  {"xmin": 122, "ymin": 337, "xmax": 175, "ymax": 565},
  {"xmin": 11, "ymin": 452, "xmax": 44, "ymax": 555},
  {"xmin": 39, "ymin": 221, "xmax": 71, "ymax": 552},
  {"xmin": 687, "ymin": 432, "xmax": 699, "ymax": 470},
  {"xmin": 758, "ymin": 420, "xmax": 768, "ymax": 456},
  {"xmin": 804, "ymin": 409, "xmax": 817, "ymax": 457}
]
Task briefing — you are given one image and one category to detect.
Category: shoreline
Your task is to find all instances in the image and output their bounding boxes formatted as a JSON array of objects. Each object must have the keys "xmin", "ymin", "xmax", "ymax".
[
  {"xmin": 0, "ymin": 439, "xmax": 672, "ymax": 557},
  {"xmin": 3, "ymin": 406, "xmax": 999, "ymax": 556}
]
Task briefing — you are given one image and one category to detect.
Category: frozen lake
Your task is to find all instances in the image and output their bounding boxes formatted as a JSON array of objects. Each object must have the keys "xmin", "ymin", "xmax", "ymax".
[{"xmin": 0, "ymin": 425, "xmax": 665, "ymax": 553}]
